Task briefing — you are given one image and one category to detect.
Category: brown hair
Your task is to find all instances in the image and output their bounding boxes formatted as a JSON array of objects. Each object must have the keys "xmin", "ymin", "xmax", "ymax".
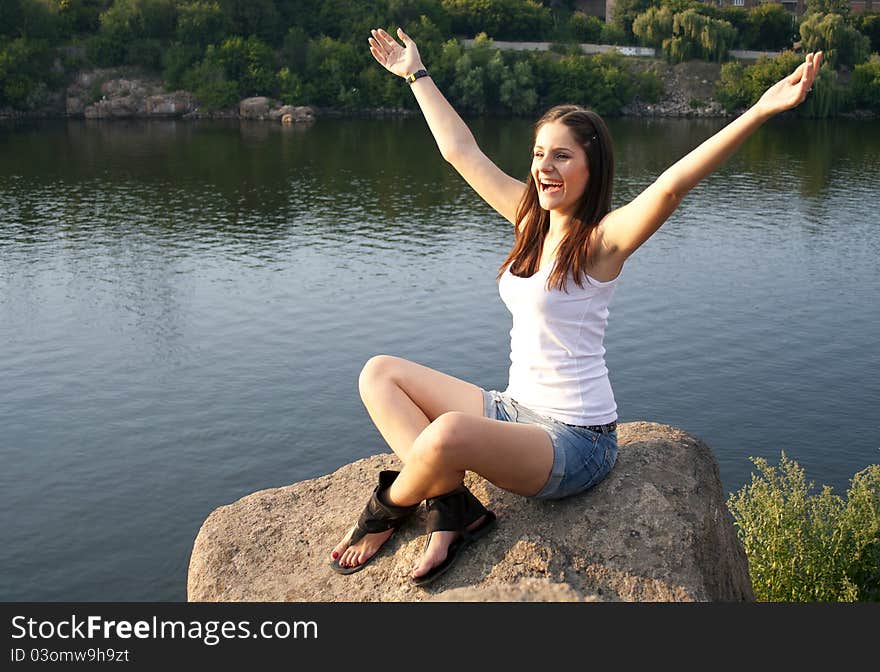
[{"xmin": 497, "ymin": 105, "xmax": 614, "ymax": 292}]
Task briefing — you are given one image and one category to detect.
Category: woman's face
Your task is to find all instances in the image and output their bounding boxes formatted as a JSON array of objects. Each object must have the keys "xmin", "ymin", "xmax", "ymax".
[{"xmin": 532, "ymin": 121, "xmax": 589, "ymax": 217}]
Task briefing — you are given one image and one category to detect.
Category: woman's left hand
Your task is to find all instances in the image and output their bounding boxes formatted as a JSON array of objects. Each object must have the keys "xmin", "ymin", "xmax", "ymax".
[{"xmin": 755, "ymin": 51, "xmax": 823, "ymax": 117}]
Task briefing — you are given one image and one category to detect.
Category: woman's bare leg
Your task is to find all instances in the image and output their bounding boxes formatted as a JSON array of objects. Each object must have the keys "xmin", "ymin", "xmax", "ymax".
[
  {"xmin": 331, "ymin": 355, "xmax": 486, "ymax": 566},
  {"xmin": 382, "ymin": 412, "xmax": 554, "ymax": 579}
]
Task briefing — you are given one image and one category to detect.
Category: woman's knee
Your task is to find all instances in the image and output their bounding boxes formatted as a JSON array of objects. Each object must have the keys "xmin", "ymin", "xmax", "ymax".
[
  {"xmin": 358, "ymin": 354, "xmax": 401, "ymax": 399},
  {"xmin": 411, "ymin": 412, "xmax": 469, "ymax": 466}
]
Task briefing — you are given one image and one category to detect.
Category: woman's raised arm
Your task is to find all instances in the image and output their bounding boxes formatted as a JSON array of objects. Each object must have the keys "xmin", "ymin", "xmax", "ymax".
[
  {"xmin": 369, "ymin": 28, "xmax": 526, "ymax": 225},
  {"xmin": 599, "ymin": 51, "xmax": 823, "ymax": 264}
]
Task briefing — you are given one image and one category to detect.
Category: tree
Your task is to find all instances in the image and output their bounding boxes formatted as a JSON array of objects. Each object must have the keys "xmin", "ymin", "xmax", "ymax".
[
  {"xmin": 632, "ymin": 6, "xmax": 674, "ymax": 48},
  {"xmin": 852, "ymin": 12, "xmax": 880, "ymax": 54},
  {"xmin": 611, "ymin": 0, "xmax": 658, "ymax": 42},
  {"xmin": 800, "ymin": 13, "xmax": 870, "ymax": 68},
  {"xmin": 176, "ymin": 1, "xmax": 230, "ymax": 49},
  {"xmin": 804, "ymin": 0, "xmax": 850, "ymax": 17},
  {"xmin": 748, "ymin": 3, "xmax": 794, "ymax": 51}
]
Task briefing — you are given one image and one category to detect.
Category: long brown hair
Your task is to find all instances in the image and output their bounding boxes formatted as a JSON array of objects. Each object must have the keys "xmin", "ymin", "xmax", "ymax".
[{"xmin": 497, "ymin": 105, "xmax": 614, "ymax": 292}]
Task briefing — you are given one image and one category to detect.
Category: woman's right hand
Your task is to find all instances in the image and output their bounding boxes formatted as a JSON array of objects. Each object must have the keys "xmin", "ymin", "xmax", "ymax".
[{"xmin": 368, "ymin": 27, "xmax": 424, "ymax": 79}]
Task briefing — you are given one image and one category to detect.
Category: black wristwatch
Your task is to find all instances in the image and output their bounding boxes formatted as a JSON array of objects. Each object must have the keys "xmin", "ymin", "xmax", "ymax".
[{"xmin": 405, "ymin": 69, "xmax": 429, "ymax": 85}]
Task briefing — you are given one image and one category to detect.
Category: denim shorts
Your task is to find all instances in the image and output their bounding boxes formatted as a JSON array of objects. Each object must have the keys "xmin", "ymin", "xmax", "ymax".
[{"xmin": 481, "ymin": 389, "xmax": 619, "ymax": 501}]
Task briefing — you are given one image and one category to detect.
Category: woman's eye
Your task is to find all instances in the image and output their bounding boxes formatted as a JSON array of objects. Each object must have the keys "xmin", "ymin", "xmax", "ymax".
[{"xmin": 556, "ymin": 154, "xmax": 569, "ymax": 160}]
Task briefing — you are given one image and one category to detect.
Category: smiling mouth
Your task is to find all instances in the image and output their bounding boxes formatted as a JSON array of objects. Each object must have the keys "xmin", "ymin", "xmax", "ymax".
[{"xmin": 539, "ymin": 179, "xmax": 563, "ymax": 194}]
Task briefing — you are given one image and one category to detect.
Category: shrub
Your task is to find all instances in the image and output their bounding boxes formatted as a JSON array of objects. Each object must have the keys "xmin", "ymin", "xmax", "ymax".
[
  {"xmin": 636, "ymin": 68, "xmax": 664, "ymax": 103},
  {"xmin": 851, "ymin": 55, "xmax": 880, "ymax": 111},
  {"xmin": 600, "ymin": 22, "xmax": 627, "ymax": 46},
  {"xmin": 727, "ymin": 453, "xmax": 880, "ymax": 602},
  {"xmin": 568, "ymin": 11, "xmax": 603, "ymax": 44},
  {"xmin": 0, "ymin": 36, "xmax": 56, "ymax": 108}
]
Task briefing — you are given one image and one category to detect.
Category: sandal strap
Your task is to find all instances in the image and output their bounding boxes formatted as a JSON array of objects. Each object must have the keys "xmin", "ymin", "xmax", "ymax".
[
  {"xmin": 424, "ymin": 484, "xmax": 489, "ymax": 535},
  {"xmin": 349, "ymin": 470, "xmax": 419, "ymax": 545}
]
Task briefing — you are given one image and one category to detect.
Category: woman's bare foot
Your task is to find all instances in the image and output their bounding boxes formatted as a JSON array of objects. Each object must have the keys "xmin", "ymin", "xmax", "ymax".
[
  {"xmin": 410, "ymin": 514, "xmax": 487, "ymax": 580},
  {"xmin": 331, "ymin": 526, "xmax": 394, "ymax": 569}
]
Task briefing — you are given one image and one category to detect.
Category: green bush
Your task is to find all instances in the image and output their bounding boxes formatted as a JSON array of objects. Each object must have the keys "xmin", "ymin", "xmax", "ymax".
[
  {"xmin": 567, "ymin": 11, "xmax": 603, "ymax": 44},
  {"xmin": 161, "ymin": 42, "xmax": 202, "ymax": 89},
  {"xmin": 716, "ymin": 50, "xmax": 799, "ymax": 111},
  {"xmin": 183, "ymin": 58, "xmax": 237, "ymax": 109},
  {"xmin": 636, "ymin": 68, "xmax": 664, "ymax": 103},
  {"xmin": 0, "ymin": 36, "xmax": 56, "ymax": 108},
  {"xmin": 205, "ymin": 34, "xmax": 277, "ymax": 98},
  {"xmin": 852, "ymin": 55, "xmax": 880, "ymax": 111},
  {"xmin": 600, "ymin": 22, "xmax": 627, "ymax": 46},
  {"xmin": 727, "ymin": 453, "xmax": 880, "ymax": 602}
]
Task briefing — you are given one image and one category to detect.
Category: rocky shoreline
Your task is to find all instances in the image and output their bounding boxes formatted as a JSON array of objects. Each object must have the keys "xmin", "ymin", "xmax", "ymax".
[{"xmin": 2, "ymin": 64, "xmax": 875, "ymax": 122}]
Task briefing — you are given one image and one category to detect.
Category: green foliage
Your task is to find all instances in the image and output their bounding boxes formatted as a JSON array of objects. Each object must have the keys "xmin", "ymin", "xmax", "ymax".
[
  {"xmin": 804, "ymin": 0, "xmax": 850, "ymax": 17},
  {"xmin": 799, "ymin": 13, "xmax": 870, "ymax": 69},
  {"xmin": 276, "ymin": 65, "xmax": 303, "ymax": 105},
  {"xmin": 0, "ymin": 35, "xmax": 57, "ymax": 108},
  {"xmin": 567, "ymin": 11, "xmax": 603, "ymax": 44},
  {"xmin": 610, "ymin": 0, "xmax": 657, "ymax": 43},
  {"xmin": 727, "ymin": 453, "xmax": 880, "ymax": 602},
  {"xmin": 632, "ymin": 6, "xmax": 673, "ymax": 49},
  {"xmin": 715, "ymin": 50, "xmax": 845, "ymax": 118},
  {"xmin": 176, "ymin": 1, "xmax": 230, "ymax": 49},
  {"xmin": 55, "ymin": 0, "xmax": 112, "ymax": 36},
  {"xmin": 852, "ymin": 12, "xmax": 880, "ymax": 55},
  {"xmin": 441, "ymin": 0, "xmax": 553, "ymax": 40},
  {"xmin": 205, "ymin": 35, "xmax": 277, "ymax": 98},
  {"xmin": 182, "ymin": 58, "xmax": 237, "ymax": 109},
  {"xmin": 664, "ymin": 9, "xmax": 736, "ymax": 63},
  {"xmin": 215, "ymin": 0, "xmax": 281, "ymax": 45},
  {"xmin": 161, "ymin": 41, "xmax": 202, "ymax": 89},
  {"xmin": 301, "ymin": 35, "xmax": 365, "ymax": 107},
  {"xmin": 746, "ymin": 3, "xmax": 794, "ymax": 51},
  {"xmin": 600, "ymin": 22, "xmax": 627, "ymax": 46},
  {"xmin": 539, "ymin": 50, "xmax": 636, "ymax": 116},
  {"xmin": 99, "ymin": 0, "xmax": 177, "ymax": 42},
  {"xmin": 635, "ymin": 67, "xmax": 663, "ymax": 102},
  {"xmin": 852, "ymin": 55, "xmax": 880, "ymax": 111}
]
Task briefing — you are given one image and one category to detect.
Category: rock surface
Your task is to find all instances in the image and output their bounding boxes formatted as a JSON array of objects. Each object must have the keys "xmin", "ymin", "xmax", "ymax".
[
  {"xmin": 67, "ymin": 69, "xmax": 196, "ymax": 119},
  {"xmin": 187, "ymin": 422, "xmax": 754, "ymax": 602}
]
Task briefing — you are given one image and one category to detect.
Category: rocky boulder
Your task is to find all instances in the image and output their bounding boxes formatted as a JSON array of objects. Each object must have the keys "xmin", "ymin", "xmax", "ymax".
[
  {"xmin": 187, "ymin": 422, "xmax": 754, "ymax": 602},
  {"xmin": 269, "ymin": 104, "xmax": 316, "ymax": 123},
  {"xmin": 239, "ymin": 96, "xmax": 272, "ymax": 120},
  {"xmin": 67, "ymin": 69, "xmax": 196, "ymax": 119}
]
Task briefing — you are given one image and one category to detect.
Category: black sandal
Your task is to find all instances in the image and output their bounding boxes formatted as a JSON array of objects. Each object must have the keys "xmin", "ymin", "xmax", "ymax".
[
  {"xmin": 411, "ymin": 483, "xmax": 497, "ymax": 587},
  {"xmin": 330, "ymin": 470, "xmax": 419, "ymax": 575}
]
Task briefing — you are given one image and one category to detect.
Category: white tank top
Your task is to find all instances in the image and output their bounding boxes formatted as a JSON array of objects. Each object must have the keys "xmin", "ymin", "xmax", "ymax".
[{"xmin": 498, "ymin": 260, "xmax": 619, "ymax": 426}]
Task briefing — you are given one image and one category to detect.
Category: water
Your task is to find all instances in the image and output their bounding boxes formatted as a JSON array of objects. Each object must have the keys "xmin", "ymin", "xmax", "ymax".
[{"xmin": 1, "ymin": 117, "xmax": 878, "ymax": 601}]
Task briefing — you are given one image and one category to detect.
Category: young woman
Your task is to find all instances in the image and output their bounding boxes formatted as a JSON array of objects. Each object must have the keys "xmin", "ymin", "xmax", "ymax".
[{"xmin": 329, "ymin": 27, "xmax": 822, "ymax": 586}]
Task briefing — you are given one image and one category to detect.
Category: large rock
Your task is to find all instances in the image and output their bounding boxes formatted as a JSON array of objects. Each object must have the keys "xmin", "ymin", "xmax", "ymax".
[
  {"xmin": 187, "ymin": 422, "xmax": 754, "ymax": 602},
  {"xmin": 269, "ymin": 105, "xmax": 316, "ymax": 123},
  {"xmin": 68, "ymin": 70, "xmax": 196, "ymax": 119},
  {"xmin": 239, "ymin": 96, "xmax": 272, "ymax": 120}
]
